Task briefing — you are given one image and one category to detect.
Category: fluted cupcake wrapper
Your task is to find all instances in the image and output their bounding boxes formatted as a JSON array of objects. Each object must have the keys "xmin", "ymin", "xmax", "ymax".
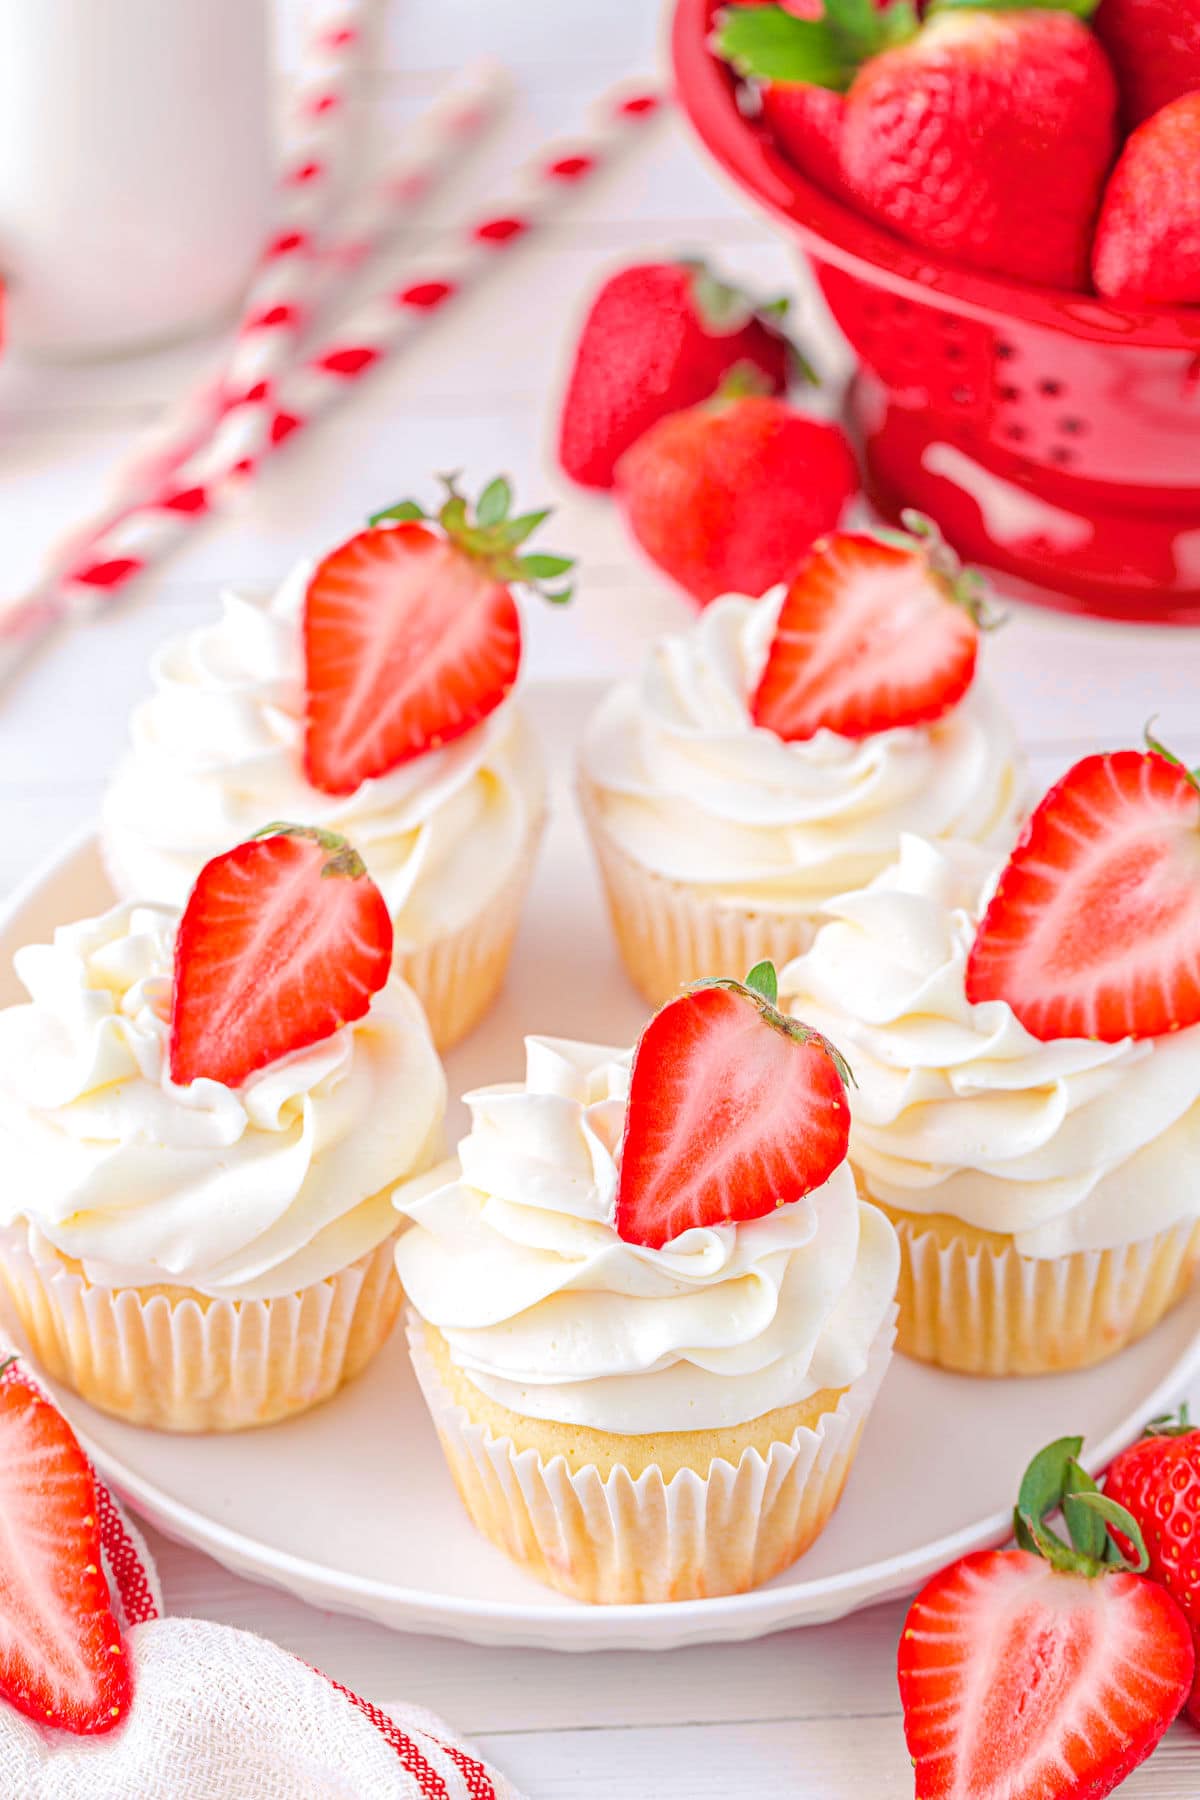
[
  {"xmin": 880, "ymin": 1203, "xmax": 1200, "ymax": 1377},
  {"xmin": 393, "ymin": 813, "xmax": 545, "ymax": 1051},
  {"xmin": 0, "ymin": 1222, "xmax": 404, "ymax": 1433},
  {"xmin": 578, "ymin": 782, "xmax": 819, "ymax": 1009},
  {"xmin": 406, "ymin": 1307, "xmax": 896, "ymax": 1605}
]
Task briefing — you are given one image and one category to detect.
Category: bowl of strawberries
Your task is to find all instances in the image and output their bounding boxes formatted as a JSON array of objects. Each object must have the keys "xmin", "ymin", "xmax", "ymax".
[{"xmin": 671, "ymin": 0, "xmax": 1200, "ymax": 623}]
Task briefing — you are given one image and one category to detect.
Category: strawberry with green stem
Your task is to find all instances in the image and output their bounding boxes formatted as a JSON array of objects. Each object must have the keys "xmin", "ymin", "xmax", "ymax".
[
  {"xmin": 170, "ymin": 823, "xmax": 394, "ymax": 1090},
  {"xmin": 614, "ymin": 365, "xmax": 858, "ymax": 606},
  {"xmin": 899, "ymin": 1434, "xmax": 1193, "ymax": 1798},
  {"xmin": 751, "ymin": 510, "xmax": 999, "ymax": 741},
  {"xmin": 557, "ymin": 259, "xmax": 808, "ymax": 490},
  {"xmin": 714, "ymin": 0, "xmax": 1119, "ymax": 289},
  {"xmin": 304, "ymin": 475, "xmax": 573, "ymax": 796},
  {"xmin": 1105, "ymin": 1405, "xmax": 1200, "ymax": 1729},
  {"xmin": 615, "ymin": 960, "xmax": 854, "ymax": 1249},
  {"xmin": 966, "ymin": 729, "xmax": 1200, "ymax": 1043}
]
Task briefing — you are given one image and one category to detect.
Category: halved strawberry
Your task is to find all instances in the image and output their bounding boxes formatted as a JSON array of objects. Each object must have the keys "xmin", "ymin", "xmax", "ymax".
[
  {"xmin": 965, "ymin": 743, "xmax": 1200, "ymax": 1043},
  {"xmin": 0, "ymin": 1355, "xmax": 132, "ymax": 1735},
  {"xmin": 899, "ymin": 1436, "xmax": 1193, "ymax": 1800},
  {"xmin": 303, "ymin": 477, "xmax": 572, "ymax": 796},
  {"xmin": 614, "ymin": 961, "xmax": 851, "ymax": 1250},
  {"xmin": 169, "ymin": 824, "xmax": 394, "ymax": 1089},
  {"xmin": 751, "ymin": 513, "xmax": 991, "ymax": 742}
]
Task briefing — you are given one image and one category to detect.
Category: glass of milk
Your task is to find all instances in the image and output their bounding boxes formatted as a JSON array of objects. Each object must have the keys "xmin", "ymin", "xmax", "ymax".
[{"xmin": 0, "ymin": 0, "xmax": 274, "ymax": 358}]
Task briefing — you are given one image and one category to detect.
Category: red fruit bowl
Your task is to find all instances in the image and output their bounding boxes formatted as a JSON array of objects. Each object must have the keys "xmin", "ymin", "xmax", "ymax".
[{"xmin": 671, "ymin": 0, "xmax": 1200, "ymax": 624}]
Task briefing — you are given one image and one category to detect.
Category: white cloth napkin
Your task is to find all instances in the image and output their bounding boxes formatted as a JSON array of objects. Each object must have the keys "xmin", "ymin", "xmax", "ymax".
[{"xmin": 0, "ymin": 1404, "xmax": 525, "ymax": 1800}]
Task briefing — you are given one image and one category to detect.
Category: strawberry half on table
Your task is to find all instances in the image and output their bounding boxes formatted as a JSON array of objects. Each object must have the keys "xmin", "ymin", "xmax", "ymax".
[
  {"xmin": 0, "ymin": 1355, "xmax": 132, "ymax": 1736},
  {"xmin": 614, "ymin": 369, "xmax": 858, "ymax": 605},
  {"xmin": 750, "ymin": 511, "xmax": 996, "ymax": 740},
  {"xmin": 303, "ymin": 477, "xmax": 573, "ymax": 796},
  {"xmin": 715, "ymin": 0, "xmax": 1119, "ymax": 289},
  {"xmin": 614, "ymin": 960, "xmax": 853, "ymax": 1248},
  {"xmin": 558, "ymin": 258, "xmax": 804, "ymax": 489},
  {"xmin": 899, "ymin": 1435, "xmax": 1193, "ymax": 1799},
  {"xmin": 169, "ymin": 824, "xmax": 395, "ymax": 1090},
  {"xmin": 966, "ymin": 736, "xmax": 1200, "ymax": 1043}
]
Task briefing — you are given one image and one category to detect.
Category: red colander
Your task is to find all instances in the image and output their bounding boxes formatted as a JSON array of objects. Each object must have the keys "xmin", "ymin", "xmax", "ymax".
[{"xmin": 672, "ymin": 0, "xmax": 1200, "ymax": 624}]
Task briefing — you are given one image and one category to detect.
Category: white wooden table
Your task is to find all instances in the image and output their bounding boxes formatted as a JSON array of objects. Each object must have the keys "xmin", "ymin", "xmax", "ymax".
[{"xmin": 3, "ymin": 2, "xmax": 1200, "ymax": 1793}]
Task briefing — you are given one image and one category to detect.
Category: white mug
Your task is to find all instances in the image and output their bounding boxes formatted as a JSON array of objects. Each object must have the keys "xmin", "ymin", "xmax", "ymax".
[{"xmin": 0, "ymin": 0, "xmax": 274, "ymax": 358}]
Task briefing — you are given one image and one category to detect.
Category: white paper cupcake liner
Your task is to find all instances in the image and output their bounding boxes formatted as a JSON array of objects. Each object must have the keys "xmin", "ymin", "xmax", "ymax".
[
  {"xmin": 885, "ymin": 1205, "xmax": 1200, "ymax": 1376},
  {"xmin": 578, "ymin": 781, "xmax": 819, "ymax": 1008},
  {"xmin": 406, "ymin": 1307, "xmax": 896, "ymax": 1604},
  {"xmin": 394, "ymin": 813, "xmax": 545, "ymax": 1050},
  {"xmin": 0, "ymin": 1222, "xmax": 404, "ymax": 1432}
]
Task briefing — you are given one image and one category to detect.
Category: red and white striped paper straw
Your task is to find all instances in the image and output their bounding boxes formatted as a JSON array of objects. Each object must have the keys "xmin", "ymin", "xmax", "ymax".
[{"xmin": 0, "ymin": 78, "xmax": 663, "ymax": 687}]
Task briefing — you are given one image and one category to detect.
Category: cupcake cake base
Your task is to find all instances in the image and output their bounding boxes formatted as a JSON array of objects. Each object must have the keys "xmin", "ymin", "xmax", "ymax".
[
  {"xmin": 396, "ymin": 815, "xmax": 544, "ymax": 1051},
  {"xmin": 875, "ymin": 1198, "xmax": 1200, "ymax": 1377},
  {"xmin": 0, "ymin": 1222, "xmax": 404, "ymax": 1433},
  {"xmin": 407, "ymin": 1308, "xmax": 896, "ymax": 1605},
  {"xmin": 580, "ymin": 783, "xmax": 817, "ymax": 1008}
]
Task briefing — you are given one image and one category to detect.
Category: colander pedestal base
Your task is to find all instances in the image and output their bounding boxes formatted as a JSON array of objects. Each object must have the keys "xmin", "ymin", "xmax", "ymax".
[{"xmin": 853, "ymin": 375, "xmax": 1200, "ymax": 626}]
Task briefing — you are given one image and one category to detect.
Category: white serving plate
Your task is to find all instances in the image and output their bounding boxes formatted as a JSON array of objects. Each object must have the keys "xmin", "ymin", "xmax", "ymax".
[{"xmin": 3, "ymin": 681, "xmax": 1200, "ymax": 1653}]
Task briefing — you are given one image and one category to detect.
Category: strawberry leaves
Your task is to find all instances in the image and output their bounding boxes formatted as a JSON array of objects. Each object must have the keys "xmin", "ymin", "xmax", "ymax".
[
  {"xmin": 368, "ymin": 474, "xmax": 574, "ymax": 603},
  {"xmin": 714, "ymin": 1, "xmax": 918, "ymax": 92},
  {"xmin": 1013, "ymin": 1436, "xmax": 1150, "ymax": 1576}
]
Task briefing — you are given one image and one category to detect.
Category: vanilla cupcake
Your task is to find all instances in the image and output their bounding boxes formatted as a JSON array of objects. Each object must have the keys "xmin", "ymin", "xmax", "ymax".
[
  {"xmin": 0, "ymin": 831, "xmax": 446, "ymax": 1431},
  {"xmin": 395, "ymin": 977, "xmax": 898, "ymax": 1605},
  {"xmin": 102, "ymin": 480, "xmax": 569, "ymax": 1049},
  {"xmin": 778, "ymin": 831, "xmax": 1200, "ymax": 1376},
  {"xmin": 580, "ymin": 523, "xmax": 1024, "ymax": 1007}
]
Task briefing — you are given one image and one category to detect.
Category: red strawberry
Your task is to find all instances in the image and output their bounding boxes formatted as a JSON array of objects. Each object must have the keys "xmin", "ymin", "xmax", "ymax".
[
  {"xmin": 899, "ymin": 1435, "xmax": 1193, "ymax": 1799},
  {"xmin": 1105, "ymin": 1409, "xmax": 1200, "ymax": 1726},
  {"xmin": 614, "ymin": 378, "xmax": 857, "ymax": 605},
  {"xmin": 614, "ymin": 961, "xmax": 852, "ymax": 1250},
  {"xmin": 746, "ymin": 0, "xmax": 1118, "ymax": 289},
  {"xmin": 1095, "ymin": 0, "xmax": 1200, "ymax": 129},
  {"xmin": 557, "ymin": 260, "xmax": 797, "ymax": 489},
  {"xmin": 751, "ymin": 513, "xmax": 988, "ymax": 741},
  {"xmin": 169, "ymin": 824, "xmax": 394, "ymax": 1089},
  {"xmin": 304, "ymin": 478, "xmax": 572, "ymax": 796},
  {"xmin": 0, "ymin": 1355, "xmax": 131, "ymax": 1735},
  {"xmin": 1092, "ymin": 93, "xmax": 1200, "ymax": 304},
  {"xmin": 965, "ymin": 743, "xmax": 1200, "ymax": 1043},
  {"xmin": 713, "ymin": 2, "xmax": 913, "ymax": 197}
]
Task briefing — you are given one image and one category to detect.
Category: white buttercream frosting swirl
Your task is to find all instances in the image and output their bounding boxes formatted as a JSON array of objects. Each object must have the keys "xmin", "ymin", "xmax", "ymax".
[
  {"xmin": 580, "ymin": 588, "xmax": 1025, "ymax": 911},
  {"xmin": 394, "ymin": 1036, "xmax": 898, "ymax": 1433},
  {"xmin": 0, "ymin": 902, "xmax": 447, "ymax": 1299},
  {"xmin": 778, "ymin": 836, "xmax": 1200, "ymax": 1258},
  {"xmin": 100, "ymin": 562, "xmax": 545, "ymax": 949}
]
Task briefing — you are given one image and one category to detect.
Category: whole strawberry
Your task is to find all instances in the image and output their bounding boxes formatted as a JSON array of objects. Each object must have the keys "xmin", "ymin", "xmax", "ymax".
[
  {"xmin": 1092, "ymin": 92, "xmax": 1200, "ymax": 303},
  {"xmin": 614, "ymin": 375, "xmax": 857, "ymax": 604},
  {"xmin": 899, "ymin": 1435, "xmax": 1193, "ymax": 1798},
  {"xmin": 725, "ymin": 0, "xmax": 1119, "ymax": 290},
  {"xmin": 557, "ymin": 259, "xmax": 797, "ymax": 489},
  {"xmin": 714, "ymin": 2, "xmax": 914, "ymax": 197},
  {"xmin": 1105, "ymin": 1408, "xmax": 1200, "ymax": 1727},
  {"xmin": 1095, "ymin": 0, "xmax": 1200, "ymax": 129}
]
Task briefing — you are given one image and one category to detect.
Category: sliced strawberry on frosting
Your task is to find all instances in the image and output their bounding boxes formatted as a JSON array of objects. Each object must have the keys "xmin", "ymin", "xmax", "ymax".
[
  {"xmin": 0, "ymin": 1356, "xmax": 132, "ymax": 1735},
  {"xmin": 965, "ymin": 741, "xmax": 1200, "ymax": 1044},
  {"xmin": 614, "ymin": 961, "xmax": 852, "ymax": 1250},
  {"xmin": 169, "ymin": 824, "xmax": 394, "ymax": 1089},
  {"xmin": 751, "ymin": 513, "xmax": 995, "ymax": 742},
  {"xmin": 303, "ymin": 476, "xmax": 573, "ymax": 796}
]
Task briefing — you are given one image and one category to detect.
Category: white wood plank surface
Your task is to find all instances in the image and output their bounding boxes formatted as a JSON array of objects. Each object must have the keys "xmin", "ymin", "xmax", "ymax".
[{"xmin": 3, "ymin": 2, "xmax": 1200, "ymax": 1794}]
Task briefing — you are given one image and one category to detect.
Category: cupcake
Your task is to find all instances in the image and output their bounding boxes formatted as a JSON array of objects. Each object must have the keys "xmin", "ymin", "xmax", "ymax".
[
  {"xmin": 580, "ymin": 517, "xmax": 1025, "ymax": 1007},
  {"xmin": 778, "ymin": 745, "xmax": 1200, "ymax": 1377},
  {"xmin": 0, "ymin": 826, "xmax": 446, "ymax": 1431},
  {"xmin": 102, "ymin": 477, "xmax": 573, "ymax": 1049},
  {"xmin": 395, "ymin": 965, "xmax": 898, "ymax": 1603}
]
